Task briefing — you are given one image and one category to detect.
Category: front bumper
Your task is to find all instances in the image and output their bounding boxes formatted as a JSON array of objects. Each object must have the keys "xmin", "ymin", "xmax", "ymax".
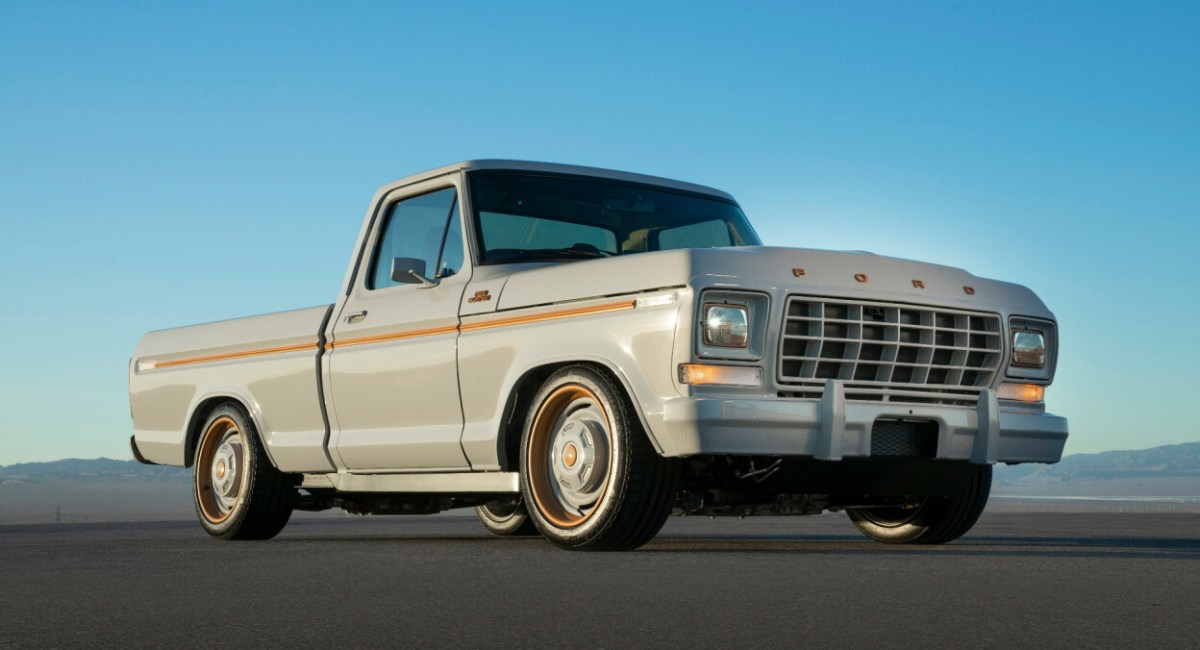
[{"xmin": 657, "ymin": 383, "xmax": 1068, "ymax": 464}]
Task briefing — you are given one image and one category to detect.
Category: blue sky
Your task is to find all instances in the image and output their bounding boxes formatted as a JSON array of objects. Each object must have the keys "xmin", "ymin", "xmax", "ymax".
[{"xmin": 1, "ymin": 1, "xmax": 1197, "ymax": 464}]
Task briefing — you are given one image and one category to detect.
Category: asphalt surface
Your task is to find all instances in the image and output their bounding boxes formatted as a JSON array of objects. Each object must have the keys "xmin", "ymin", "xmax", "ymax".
[{"xmin": 2, "ymin": 510, "xmax": 1198, "ymax": 649}]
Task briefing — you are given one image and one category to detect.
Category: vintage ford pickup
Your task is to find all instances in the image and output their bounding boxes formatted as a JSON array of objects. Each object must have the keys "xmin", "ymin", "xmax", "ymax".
[{"xmin": 129, "ymin": 160, "xmax": 1067, "ymax": 550}]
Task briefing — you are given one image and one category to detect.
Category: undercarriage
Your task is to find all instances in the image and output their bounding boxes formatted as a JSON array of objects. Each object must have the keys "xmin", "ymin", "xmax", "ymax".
[{"xmin": 294, "ymin": 455, "xmax": 981, "ymax": 519}]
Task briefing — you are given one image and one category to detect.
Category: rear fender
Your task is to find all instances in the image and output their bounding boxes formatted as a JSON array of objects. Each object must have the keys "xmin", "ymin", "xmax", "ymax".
[{"xmin": 183, "ymin": 391, "xmax": 280, "ymax": 470}]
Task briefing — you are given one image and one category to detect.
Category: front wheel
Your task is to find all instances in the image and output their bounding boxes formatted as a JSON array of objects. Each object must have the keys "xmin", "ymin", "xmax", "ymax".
[
  {"xmin": 193, "ymin": 404, "xmax": 296, "ymax": 540},
  {"xmin": 847, "ymin": 464, "xmax": 992, "ymax": 545},
  {"xmin": 519, "ymin": 365, "xmax": 676, "ymax": 551}
]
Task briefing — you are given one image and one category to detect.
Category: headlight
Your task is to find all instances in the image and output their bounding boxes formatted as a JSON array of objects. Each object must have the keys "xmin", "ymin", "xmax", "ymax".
[
  {"xmin": 703, "ymin": 303, "xmax": 749, "ymax": 348},
  {"xmin": 695, "ymin": 290, "xmax": 767, "ymax": 360},
  {"xmin": 1007, "ymin": 317, "xmax": 1056, "ymax": 381},
  {"xmin": 1011, "ymin": 330, "xmax": 1046, "ymax": 368}
]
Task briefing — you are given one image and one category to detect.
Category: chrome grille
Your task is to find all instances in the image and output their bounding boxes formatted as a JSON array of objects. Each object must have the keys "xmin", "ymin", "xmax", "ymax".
[{"xmin": 777, "ymin": 297, "xmax": 1002, "ymax": 403}]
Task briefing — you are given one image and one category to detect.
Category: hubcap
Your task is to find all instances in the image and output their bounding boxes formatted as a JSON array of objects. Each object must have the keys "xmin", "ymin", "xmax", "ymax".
[
  {"xmin": 211, "ymin": 440, "xmax": 242, "ymax": 500},
  {"xmin": 550, "ymin": 419, "xmax": 609, "ymax": 511},
  {"xmin": 527, "ymin": 385, "xmax": 614, "ymax": 528}
]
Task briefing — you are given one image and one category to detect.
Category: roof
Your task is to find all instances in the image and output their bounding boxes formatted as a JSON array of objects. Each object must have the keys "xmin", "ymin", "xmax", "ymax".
[{"xmin": 381, "ymin": 159, "xmax": 736, "ymax": 202}]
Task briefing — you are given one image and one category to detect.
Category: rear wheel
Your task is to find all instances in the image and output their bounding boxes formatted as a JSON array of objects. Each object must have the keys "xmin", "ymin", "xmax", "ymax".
[
  {"xmin": 847, "ymin": 464, "xmax": 992, "ymax": 545},
  {"xmin": 519, "ymin": 365, "xmax": 675, "ymax": 551},
  {"xmin": 193, "ymin": 404, "xmax": 295, "ymax": 540},
  {"xmin": 474, "ymin": 499, "xmax": 539, "ymax": 537}
]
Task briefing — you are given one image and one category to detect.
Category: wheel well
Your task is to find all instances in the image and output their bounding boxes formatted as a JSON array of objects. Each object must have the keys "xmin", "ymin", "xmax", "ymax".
[
  {"xmin": 184, "ymin": 397, "xmax": 248, "ymax": 468},
  {"xmin": 496, "ymin": 361, "xmax": 639, "ymax": 472},
  {"xmin": 497, "ymin": 365, "xmax": 560, "ymax": 472}
]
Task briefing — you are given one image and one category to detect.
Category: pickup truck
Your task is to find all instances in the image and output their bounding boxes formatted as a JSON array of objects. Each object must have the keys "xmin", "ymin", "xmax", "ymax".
[{"xmin": 129, "ymin": 160, "xmax": 1067, "ymax": 550}]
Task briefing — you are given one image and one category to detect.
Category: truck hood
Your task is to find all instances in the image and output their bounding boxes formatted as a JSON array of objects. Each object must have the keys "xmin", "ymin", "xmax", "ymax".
[{"xmin": 492, "ymin": 246, "xmax": 1053, "ymax": 320}]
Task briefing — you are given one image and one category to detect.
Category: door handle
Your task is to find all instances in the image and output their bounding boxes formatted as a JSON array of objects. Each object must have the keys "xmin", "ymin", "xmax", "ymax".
[{"xmin": 345, "ymin": 310, "xmax": 368, "ymax": 324}]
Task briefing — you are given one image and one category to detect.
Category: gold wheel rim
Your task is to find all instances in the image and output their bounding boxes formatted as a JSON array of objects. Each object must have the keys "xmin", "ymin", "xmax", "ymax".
[
  {"xmin": 195, "ymin": 416, "xmax": 244, "ymax": 524},
  {"xmin": 527, "ymin": 385, "xmax": 613, "ymax": 529}
]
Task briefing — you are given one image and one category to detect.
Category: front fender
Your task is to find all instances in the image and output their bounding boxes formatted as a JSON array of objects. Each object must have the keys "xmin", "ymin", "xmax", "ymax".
[{"xmin": 457, "ymin": 292, "xmax": 689, "ymax": 470}]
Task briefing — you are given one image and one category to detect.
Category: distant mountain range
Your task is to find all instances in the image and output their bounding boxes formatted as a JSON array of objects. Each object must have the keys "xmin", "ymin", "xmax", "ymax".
[
  {"xmin": 993, "ymin": 440, "xmax": 1200, "ymax": 498},
  {"xmin": 0, "ymin": 457, "xmax": 188, "ymax": 484},
  {"xmin": 996, "ymin": 441, "xmax": 1200, "ymax": 484}
]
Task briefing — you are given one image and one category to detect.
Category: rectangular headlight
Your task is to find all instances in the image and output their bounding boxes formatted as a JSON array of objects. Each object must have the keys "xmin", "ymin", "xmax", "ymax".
[
  {"xmin": 1007, "ymin": 317, "xmax": 1057, "ymax": 381},
  {"xmin": 695, "ymin": 290, "xmax": 768, "ymax": 361},
  {"xmin": 702, "ymin": 303, "xmax": 750, "ymax": 348},
  {"xmin": 1011, "ymin": 330, "xmax": 1046, "ymax": 368}
]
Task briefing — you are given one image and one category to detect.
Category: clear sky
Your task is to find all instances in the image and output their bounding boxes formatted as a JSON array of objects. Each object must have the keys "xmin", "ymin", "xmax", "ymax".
[{"xmin": 1, "ymin": 1, "xmax": 1197, "ymax": 464}]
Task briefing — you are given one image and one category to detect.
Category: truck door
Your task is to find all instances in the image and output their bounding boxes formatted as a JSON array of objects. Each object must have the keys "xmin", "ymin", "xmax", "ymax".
[{"xmin": 326, "ymin": 176, "xmax": 471, "ymax": 471}]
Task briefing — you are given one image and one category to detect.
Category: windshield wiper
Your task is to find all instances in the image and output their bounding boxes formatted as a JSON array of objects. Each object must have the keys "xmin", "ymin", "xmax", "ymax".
[
  {"xmin": 558, "ymin": 245, "xmax": 618, "ymax": 258},
  {"xmin": 488, "ymin": 247, "xmax": 618, "ymax": 263}
]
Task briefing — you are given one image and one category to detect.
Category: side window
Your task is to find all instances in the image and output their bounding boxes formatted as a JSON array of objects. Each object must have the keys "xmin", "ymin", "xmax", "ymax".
[{"xmin": 369, "ymin": 188, "xmax": 458, "ymax": 290}]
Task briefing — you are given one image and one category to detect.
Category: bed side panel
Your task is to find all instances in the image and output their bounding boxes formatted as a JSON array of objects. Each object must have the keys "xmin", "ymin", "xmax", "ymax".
[{"xmin": 129, "ymin": 305, "xmax": 333, "ymax": 471}]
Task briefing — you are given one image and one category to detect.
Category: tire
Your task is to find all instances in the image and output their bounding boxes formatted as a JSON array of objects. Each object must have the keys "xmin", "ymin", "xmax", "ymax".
[
  {"xmin": 474, "ymin": 499, "xmax": 540, "ymax": 537},
  {"xmin": 193, "ymin": 404, "xmax": 296, "ymax": 540},
  {"xmin": 519, "ymin": 365, "xmax": 676, "ymax": 551},
  {"xmin": 847, "ymin": 464, "xmax": 992, "ymax": 545}
]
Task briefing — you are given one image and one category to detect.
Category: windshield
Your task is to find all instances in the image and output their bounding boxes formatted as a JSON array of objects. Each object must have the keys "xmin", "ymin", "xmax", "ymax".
[{"xmin": 468, "ymin": 172, "xmax": 761, "ymax": 264}]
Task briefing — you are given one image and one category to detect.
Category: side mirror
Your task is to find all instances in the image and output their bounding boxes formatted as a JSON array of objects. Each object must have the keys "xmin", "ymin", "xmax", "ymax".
[{"xmin": 390, "ymin": 257, "xmax": 439, "ymax": 288}]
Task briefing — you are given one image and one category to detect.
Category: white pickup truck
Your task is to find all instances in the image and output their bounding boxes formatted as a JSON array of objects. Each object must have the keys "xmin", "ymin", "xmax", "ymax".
[{"xmin": 129, "ymin": 160, "xmax": 1067, "ymax": 550}]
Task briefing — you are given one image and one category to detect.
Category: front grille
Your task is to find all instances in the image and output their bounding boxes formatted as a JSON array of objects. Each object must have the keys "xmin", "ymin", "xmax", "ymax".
[{"xmin": 777, "ymin": 297, "xmax": 1002, "ymax": 404}]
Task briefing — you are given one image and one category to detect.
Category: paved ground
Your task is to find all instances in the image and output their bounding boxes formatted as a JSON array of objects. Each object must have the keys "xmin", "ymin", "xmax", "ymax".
[{"xmin": 1, "ymin": 510, "xmax": 1198, "ymax": 649}]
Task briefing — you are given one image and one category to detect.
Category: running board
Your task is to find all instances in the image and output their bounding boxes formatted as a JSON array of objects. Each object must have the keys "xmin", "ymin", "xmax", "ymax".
[{"xmin": 300, "ymin": 471, "xmax": 519, "ymax": 494}]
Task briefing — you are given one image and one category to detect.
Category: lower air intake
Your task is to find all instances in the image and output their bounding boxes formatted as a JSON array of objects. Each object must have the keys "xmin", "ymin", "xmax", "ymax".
[{"xmin": 870, "ymin": 420, "xmax": 938, "ymax": 458}]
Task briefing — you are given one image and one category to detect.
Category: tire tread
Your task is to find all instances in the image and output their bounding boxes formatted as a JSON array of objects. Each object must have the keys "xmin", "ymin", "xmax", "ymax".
[
  {"xmin": 193, "ymin": 403, "xmax": 295, "ymax": 541},
  {"xmin": 522, "ymin": 364, "xmax": 676, "ymax": 551},
  {"xmin": 848, "ymin": 464, "xmax": 991, "ymax": 545}
]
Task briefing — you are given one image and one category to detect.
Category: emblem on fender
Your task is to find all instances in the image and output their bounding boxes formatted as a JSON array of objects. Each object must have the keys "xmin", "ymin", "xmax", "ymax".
[{"xmin": 468, "ymin": 290, "xmax": 492, "ymax": 303}]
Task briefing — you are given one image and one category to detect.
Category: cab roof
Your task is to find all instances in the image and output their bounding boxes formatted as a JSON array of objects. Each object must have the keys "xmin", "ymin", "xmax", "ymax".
[{"xmin": 382, "ymin": 159, "xmax": 736, "ymax": 202}]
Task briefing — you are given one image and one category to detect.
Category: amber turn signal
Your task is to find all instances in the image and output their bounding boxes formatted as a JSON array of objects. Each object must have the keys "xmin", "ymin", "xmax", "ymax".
[
  {"xmin": 998, "ymin": 383, "xmax": 1045, "ymax": 402},
  {"xmin": 679, "ymin": 363, "xmax": 762, "ymax": 387}
]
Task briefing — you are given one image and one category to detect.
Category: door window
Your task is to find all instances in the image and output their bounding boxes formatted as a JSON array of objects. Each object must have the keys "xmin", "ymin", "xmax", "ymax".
[
  {"xmin": 368, "ymin": 188, "xmax": 459, "ymax": 290},
  {"xmin": 436, "ymin": 206, "xmax": 464, "ymax": 279}
]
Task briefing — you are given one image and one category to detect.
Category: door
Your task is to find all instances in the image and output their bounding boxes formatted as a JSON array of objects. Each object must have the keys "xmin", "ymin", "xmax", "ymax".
[{"xmin": 327, "ymin": 178, "xmax": 471, "ymax": 471}]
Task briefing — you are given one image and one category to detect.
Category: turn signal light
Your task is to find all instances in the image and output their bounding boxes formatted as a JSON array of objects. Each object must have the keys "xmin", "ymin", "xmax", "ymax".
[
  {"xmin": 998, "ymin": 383, "xmax": 1045, "ymax": 403},
  {"xmin": 678, "ymin": 363, "xmax": 762, "ymax": 387}
]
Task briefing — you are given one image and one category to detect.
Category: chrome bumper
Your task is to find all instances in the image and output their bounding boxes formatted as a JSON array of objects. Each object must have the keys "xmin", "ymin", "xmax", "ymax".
[{"xmin": 658, "ymin": 383, "xmax": 1068, "ymax": 464}]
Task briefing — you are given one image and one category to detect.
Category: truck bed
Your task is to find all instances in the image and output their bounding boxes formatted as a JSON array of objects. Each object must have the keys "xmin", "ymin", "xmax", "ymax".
[{"xmin": 129, "ymin": 304, "xmax": 334, "ymax": 471}]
